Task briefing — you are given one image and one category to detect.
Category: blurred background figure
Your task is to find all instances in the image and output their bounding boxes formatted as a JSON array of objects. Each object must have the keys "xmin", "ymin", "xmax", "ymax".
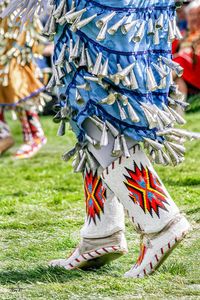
[
  {"xmin": 0, "ymin": 1, "xmax": 51, "ymax": 159},
  {"xmin": 173, "ymin": 0, "xmax": 200, "ymax": 99}
]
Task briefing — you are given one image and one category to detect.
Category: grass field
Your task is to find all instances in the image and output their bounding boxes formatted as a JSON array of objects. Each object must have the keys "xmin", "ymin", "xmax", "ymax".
[{"xmin": 0, "ymin": 112, "xmax": 200, "ymax": 300}]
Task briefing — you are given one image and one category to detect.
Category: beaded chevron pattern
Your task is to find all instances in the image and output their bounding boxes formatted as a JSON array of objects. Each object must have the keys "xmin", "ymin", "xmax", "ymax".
[
  {"xmin": 84, "ymin": 170, "xmax": 106, "ymax": 224},
  {"xmin": 124, "ymin": 162, "xmax": 169, "ymax": 217}
]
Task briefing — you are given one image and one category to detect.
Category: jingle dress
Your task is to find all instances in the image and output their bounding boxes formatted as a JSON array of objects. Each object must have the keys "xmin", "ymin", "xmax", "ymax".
[
  {"xmin": 3, "ymin": 0, "xmax": 198, "ymax": 168},
  {"xmin": 0, "ymin": 1, "xmax": 46, "ymax": 109}
]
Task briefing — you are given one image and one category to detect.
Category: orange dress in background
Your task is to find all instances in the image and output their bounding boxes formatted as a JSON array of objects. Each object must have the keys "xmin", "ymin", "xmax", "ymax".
[{"xmin": 0, "ymin": 14, "xmax": 46, "ymax": 107}]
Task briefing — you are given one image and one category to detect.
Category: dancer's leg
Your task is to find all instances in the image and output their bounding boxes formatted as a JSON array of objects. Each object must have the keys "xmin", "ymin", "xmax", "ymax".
[
  {"xmin": 102, "ymin": 143, "xmax": 190, "ymax": 278},
  {"xmin": 26, "ymin": 109, "xmax": 46, "ymax": 142},
  {"xmin": 50, "ymin": 165, "xmax": 127, "ymax": 270},
  {"xmin": 14, "ymin": 108, "xmax": 47, "ymax": 159},
  {"xmin": 0, "ymin": 107, "xmax": 14, "ymax": 154},
  {"xmin": 83, "ymin": 119, "xmax": 190, "ymax": 277},
  {"xmin": 17, "ymin": 109, "xmax": 32, "ymax": 143}
]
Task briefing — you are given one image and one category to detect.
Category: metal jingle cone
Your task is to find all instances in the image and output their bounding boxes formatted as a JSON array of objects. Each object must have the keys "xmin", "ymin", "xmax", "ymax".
[
  {"xmin": 65, "ymin": 61, "xmax": 72, "ymax": 73},
  {"xmin": 121, "ymin": 134, "xmax": 130, "ymax": 158},
  {"xmin": 46, "ymin": 74, "xmax": 55, "ymax": 91},
  {"xmin": 149, "ymin": 148, "xmax": 156, "ymax": 162},
  {"xmin": 157, "ymin": 128, "xmax": 173, "ymax": 137},
  {"xmin": 71, "ymin": 15, "xmax": 82, "ymax": 32},
  {"xmin": 161, "ymin": 56, "xmax": 183, "ymax": 77},
  {"xmin": 130, "ymin": 69, "xmax": 139, "ymax": 90},
  {"xmin": 168, "ymin": 107, "xmax": 186, "ymax": 125},
  {"xmin": 79, "ymin": 43, "xmax": 87, "ymax": 67},
  {"xmin": 69, "ymin": 0, "xmax": 75, "ymax": 10},
  {"xmin": 162, "ymin": 104, "xmax": 176, "ymax": 122},
  {"xmin": 48, "ymin": 16, "xmax": 57, "ymax": 35},
  {"xmin": 121, "ymin": 20, "xmax": 138, "ymax": 35},
  {"xmin": 159, "ymin": 77, "xmax": 167, "ymax": 89},
  {"xmin": 85, "ymin": 134, "xmax": 99, "ymax": 147},
  {"xmin": 154, "ymin": 29, "xmax": 160, "ymax": 45},
  {"xmin": 100, "ymin": 93, "xmax": 116, "ymax": 105},
  {"xmin": 99, "ymin": 58, "xmax": 109, "ymax": 78},
  {"xmin": 164, "ymin": 141, "xmax": 180, "ymax": 166},
  {"xmin": 142, "ymin": 102, "xmax": 156, "ymax": 115},
  {"xmin": 53, "ymin": 67, "xmax": 63, "ymax": 86},
  {"xmin": 156, "ymin": 13, "xmax": 164, "ymax": 29},
  {"xmin": 171, "ymin": 128, "xmax": 200, "ymax": 140},
  {"xmin": 92, "ymin": 52, "xmax": 103, "ymax": 75},
  {"xmin": 167, "ymin": 141, "xmax": 186, "ymax": 155},
  {"xmin": 57, "ymin": 65, "xmax": 65, "ymax": 79},
  {"xmin": 174, "ymin": 99, "xmax": 189, "ymax": 110},
  {"xmin": 162, "ymin": 150, "xmax": 172, "ymax": 165},
  {"xmin": 57, "ymin": 120, "xmax": 66, "ymax": 136},
  {"xmin": 43, "ymin": 15, "xmax": 52, "ymax": 35},
  {"xmin": 85, "ymin": 48, "xmax": 93, "ymax": 71},
  {"xmin": 69, "ymin": 39, "xmax": 74, "ymax": 62},
  {"xmin": 132, "ymin": 20, "xmax": 145, "ymax": 43},
  {"xmin": 112, "ymin": 135, "xmax": 122, "ymax": 157},
  {"xmin": 53, "ymin": 0, "xmax": 67, "ymax": 20},
  {"xmin": 118, "ymin": 94, "xmax": 128, "ymax": 106},
  {"xmin": 107, "ymin": 16, "xmax": 126, "ymax": 35},
  {"xmin": 59, "ymin": 8, "xmax": 76, "ymax": 25},
  {"xmin": 117, "ymin": 63, "xmax": 135, "ymax": 80},
  {"xmin": 151, "ymin": 62, "xmax": 168, "ymax": 79},
  {"xmin": 75, "ymin": 152, "xmax": 87, "ymax": 173},
  {"xmin": 147, "ymin": 17, "xmax": 154, "ymax": 36},
  {"xmin": 157, "ymin": 149, "xmax": 166, "ymax": 165},
  {"xmin": 77, "ymin": 83, "xmax": 91, "ymax": 91},
  {"xmin": 76, "ymin": 14, "xmax": 97, "ymax": 30},
  {"xmin": 63, "ymin": 146, "xmax": 77, "ymax": 162},
  {"xmin": 117, "ymin": 101, "xmax": 127, "ymax": 120},
  {"xmin": 105, "ymin": 120, "xmax": 119, "ymax": 137},
  {"xmin": 84, "ymin": 76, "xmax": 99, "ymax": 83},
  {"xmin": 85, "ymin": 149, "xmax": 98, "ymax": 171},
  {"xmin": 66, "ymin": 8, "xmax": 87, "ymax": 24},
  {"xmin": 127, "ymin": 102, "xmax": 140, "ymax": 123},
  {"xmin": 71, "ymin": 37, "xmax": 80, "ymax": 59},
  {"xmin": 166, "ymin": 135, "xmax": 186, "ymax": 144},
  {"xmin": 156, "ymin": 108, "xmax": 173, "ymax": 126},
  {"xmin": 146, "ymin": 67, "xmax": 157, "ymax": 91},
  {"xmin": 72, "ymin": 152, "xmax": 81, "ymax": 170},
  {"xmin": 97, "ymin": 23, "xmax": 108, "ymax": 41},
  {"xmin": 55, "ymin": 43, "xmax": 67, "ymax": 66},
  {"xmin": 76, "ymin": 90, "xmax": 84, "ymax": 105},
  {"xmin": 122, "ymin": 75, "xmax": 131, "ymax": 87},
  {"xmin": 168, "ymin": 19, "xmax": 175, "ymax": 43},
  {"xmin": 110, "ymin": 75, "xmax": 120, "ymax": 86},
  {"xmin": 143, "ymin": 138, "xmax": 164, "ymax": 151},
  {"xmin": 142, "ymin": 107, "xmax": 157, "ymax": 129},
  {"xmin": 89, "ymin": 116, "xmax": 104, "ymax": 131},
  {"xmin": 100, "ymin": 123, "xmax": 109, "ymax": 147},
  {"xmin": 96, "ymin": 11, "xmax": 116, "ymax": 29},
  {"xmin": 156, "ymin": 115, "xmax": 164, "ymax": 130}
]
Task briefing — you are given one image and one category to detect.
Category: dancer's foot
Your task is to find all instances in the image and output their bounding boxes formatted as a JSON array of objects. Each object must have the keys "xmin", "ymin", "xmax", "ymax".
[
  {"xmin": 124, "ymin": 215, "xmax": 190, "ymax": 278},
  {"xmin": 50, "ymin": 231, "xmax": 128, "ymax": 270},
  {"xmin": 0, "ymin": 136, "xmax": 15, "ymax": 155},
  {"xmin": 13, "ymin": 136, "xmax": 47, "ymax": 159}
]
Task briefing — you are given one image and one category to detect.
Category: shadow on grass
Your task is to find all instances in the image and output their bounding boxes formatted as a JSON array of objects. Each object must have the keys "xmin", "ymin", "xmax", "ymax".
[
  {"xmin": 0, "ymin": 267, "xmax": 87, "ymax": 285},
  {"xmin": 0, "ymin": 266, "xmax": 113, "ymax": 285}
]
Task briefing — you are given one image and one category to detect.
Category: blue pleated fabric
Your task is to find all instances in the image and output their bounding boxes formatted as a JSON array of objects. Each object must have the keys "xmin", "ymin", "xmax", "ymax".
[{"xmin": 54, "ymin": 0, "xmax": 176, "ymax": 143}]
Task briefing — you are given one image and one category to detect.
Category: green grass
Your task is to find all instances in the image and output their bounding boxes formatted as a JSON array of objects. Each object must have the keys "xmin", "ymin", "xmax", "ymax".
[{"xmin": 0, "ymin": 112, "xmax": 200, "ymax": 300}]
